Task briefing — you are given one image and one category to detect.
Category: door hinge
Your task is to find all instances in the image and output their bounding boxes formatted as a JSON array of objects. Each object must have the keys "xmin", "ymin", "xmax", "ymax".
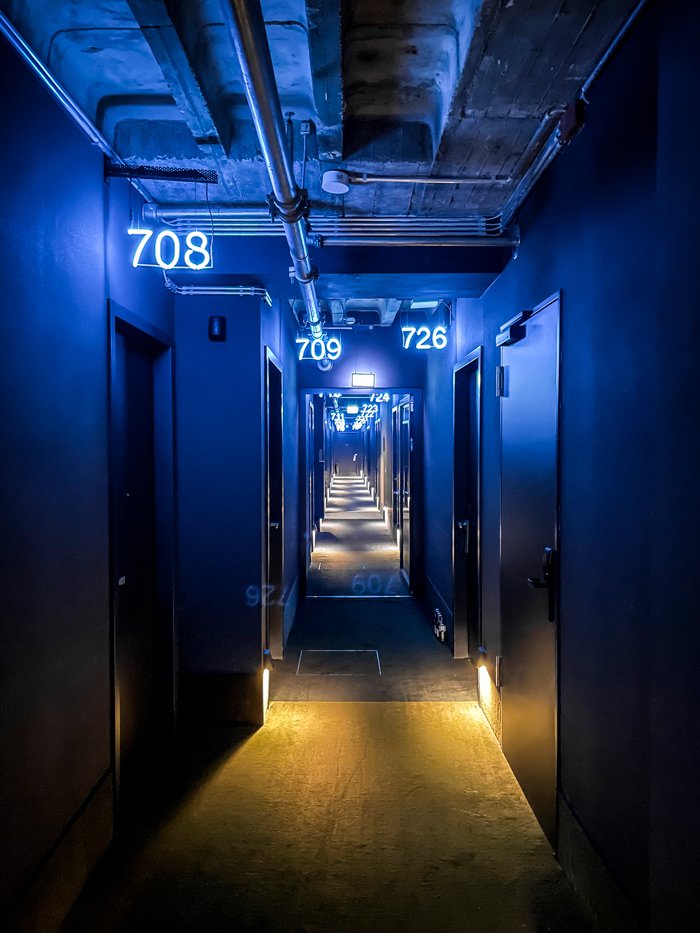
[
  {"xmin": 410, "ymin": 438, "xmax": 414, "ymax": 452},
  {"xmin": 496, "ymin": 365, "xmax": 506, "ymax": 398}
]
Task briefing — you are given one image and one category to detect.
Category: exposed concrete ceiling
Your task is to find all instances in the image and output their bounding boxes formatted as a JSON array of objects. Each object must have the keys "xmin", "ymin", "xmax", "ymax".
[
  {"xmin": 1, "ymin": 0, "xmax": 641, "ymax": 219},
  {"xmin": 1, "ymin": 0, "xmax": 641, "ymax": 322}
]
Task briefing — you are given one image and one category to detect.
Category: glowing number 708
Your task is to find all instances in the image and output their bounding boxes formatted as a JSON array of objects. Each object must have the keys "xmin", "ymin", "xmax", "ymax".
[{"xmin": 128, "ymin": 228, "xmax": 154, "ymax": 268}]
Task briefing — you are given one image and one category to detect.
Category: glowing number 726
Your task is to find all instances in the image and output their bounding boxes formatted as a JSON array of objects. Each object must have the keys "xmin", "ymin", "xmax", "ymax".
[{"xmin": 402, "ymin": 326, "xmax": 417, "ymax": 349}]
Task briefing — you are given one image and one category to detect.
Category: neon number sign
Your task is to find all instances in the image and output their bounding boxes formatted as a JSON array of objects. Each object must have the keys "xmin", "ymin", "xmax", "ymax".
[
  {"xmin": 128, "ymin": 228, "xmax": 213, "ymax": 270},
  {"xmin": 401, "ymin": 325, "xmax": 448, "ymax": 350},
  {"xmin": 296, "ymin": 335, "xmax": 342, "ymax": 362}
]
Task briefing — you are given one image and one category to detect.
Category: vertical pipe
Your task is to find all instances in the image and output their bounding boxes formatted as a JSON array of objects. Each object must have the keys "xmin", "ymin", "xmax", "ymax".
[{"xmin": 223, "ymin": 0, "xmax": 323, "ymax": 339}]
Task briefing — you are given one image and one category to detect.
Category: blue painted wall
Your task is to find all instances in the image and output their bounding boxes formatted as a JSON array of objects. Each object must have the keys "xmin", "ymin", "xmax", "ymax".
[
  {"xmin": 174, "ymin": 294, "xmax": 301, "ymax": 678},
  {"xmin": 174, "ymin": 296, "xmax": 263, "ymax": 674},
  {"xmin": 483, "ymin": 20, "xmax": 655, "ymax": 910},
  {"xmin": 297, "ymin": 322, "xmax": 426, "ymax": 391},
  {"xmin": 0, "ymin": 39, "xmax": 172, "ymax": 916},
  {"xmin": 650, "ymin": 2, "xmax": 700, "ymax": 928},
  {"xmin": 422, "ymin": 5, "xmax": 700, "ymax": 924}
]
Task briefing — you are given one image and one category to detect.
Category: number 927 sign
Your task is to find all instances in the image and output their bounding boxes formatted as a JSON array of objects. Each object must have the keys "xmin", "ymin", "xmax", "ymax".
[{"xmin": 128, "ymin": 227, "xmax": 213, "ymax": 270}]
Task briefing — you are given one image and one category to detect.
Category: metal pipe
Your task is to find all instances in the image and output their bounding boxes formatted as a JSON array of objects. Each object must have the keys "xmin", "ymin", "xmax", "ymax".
[
  {"xmin": 312, "ymin": 236, "xmax": 518, "ymax": 249},
  {"xmin": 0, "ymin": 12, "xmax": 150, "ymax": 202},
  {"xmin": 142, "ymin": 204, "xmax": 506, "ymax": 239},
  {"xmin": 223, "ymin": 0, "xmax": 323, "ymax": 338},
  {"xmin": 502, "ymin": 0, "xmax": 649, "ymax": 226},
  {"xmin": 347, "ymin": 172, "xmax": 510, "ymax": 186},
  {"xmin": 163, "ymin": 272, "xmax": 272, "ymax": 305},
  {"xmin": 581, "ymin": 0, "xmax": 648, "ymax": 98},
  {"xmin": 144, "ymin": 206, "xmax": 502, "ymax": 225},
  {"xmin": 501, "ymin": 130, "xmax": 561, "ymax": 227}
]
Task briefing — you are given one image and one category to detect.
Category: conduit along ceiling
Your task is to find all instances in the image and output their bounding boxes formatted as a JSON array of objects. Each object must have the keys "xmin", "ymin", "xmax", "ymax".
[{"xmin": 1, "ymin": 0, "xmax": 642, "ymax": 315}]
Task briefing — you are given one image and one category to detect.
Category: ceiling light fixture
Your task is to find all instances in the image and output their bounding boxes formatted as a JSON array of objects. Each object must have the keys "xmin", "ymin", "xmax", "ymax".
[
  {"xmin": 410, "ymin": 299, "xmax": 440, "ymax": 310},
  {"xmin": 351, "ymin": 372, "xmax": 376, "ymax": 388}
]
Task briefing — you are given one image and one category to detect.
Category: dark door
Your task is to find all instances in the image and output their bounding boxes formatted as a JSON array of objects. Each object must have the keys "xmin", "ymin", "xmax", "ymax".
[
  {"xmin": 265, "ymin": 351, "xmax": 284, "ymax": 659},
  {"xmin": 399, "ymin": 399, "xmax": 412, "ymax": 581},
  {"xmin": 112, "ymin": 323, "xmax": 166, "ymax": 809},
  {"xmin": 391, "ymin": 406, "xmax": 400, "ymax": 535},
  {"xmin": 372, "ymin": 419, "xmax": 380, "ymax": 503},
  {"xmin": 453, "ymin": 349, "xmax": 481, "ymax": 660},
  {"xmin": 333, "ymin": 432, "xmax": 362, "ymax": 475},
  {"xmin": 307, "ymin": 399, "xmax": 314, "ymax": 565},
  {"xmin": 500, "ymin": 294, "xmax": 560, "ymax": 844}
]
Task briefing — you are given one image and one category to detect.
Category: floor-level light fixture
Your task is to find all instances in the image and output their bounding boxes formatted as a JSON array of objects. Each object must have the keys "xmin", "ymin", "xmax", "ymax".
[{"xmin": 262, "ymin": 649, "xmax": 274, "ymax": 719}]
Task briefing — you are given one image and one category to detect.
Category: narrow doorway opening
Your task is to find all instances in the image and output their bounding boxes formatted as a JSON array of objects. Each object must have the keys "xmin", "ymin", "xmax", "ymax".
[
  {"xmin": 303, "ymin": 390, "xmax": 419, "ymax": 599},
  {"xmin": 109, "ymin": 304, "xmax": 175, "ymax": 820},
  {"xmin": 264, "ymin": 349, "xmax": 284, "ymax": 659},
  {"xmin": 453, "ymin": 348, "xmax": 482, "ymax": 661}
]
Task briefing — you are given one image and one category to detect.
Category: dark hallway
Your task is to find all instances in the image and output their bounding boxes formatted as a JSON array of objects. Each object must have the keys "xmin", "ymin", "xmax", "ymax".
[{"xmin": 2, "ymin": 2, "xmax": 700, "ymax": 932}]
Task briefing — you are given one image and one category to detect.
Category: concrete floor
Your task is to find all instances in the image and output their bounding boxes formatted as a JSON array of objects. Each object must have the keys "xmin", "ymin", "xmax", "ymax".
[
  {"xmin": 60, "ymin": 702, "xmax": 591, "ymax": 933},
  {"xmin": 271, "ymin": 598, "xmax": 475, "ymax": 702},
  {"xmin": 307, "ymin": 476, "xmax": 410, "ymax": 597},
  {"xmin": 59, "ymin": 600, "xmax": 591, "ymax": 933}
]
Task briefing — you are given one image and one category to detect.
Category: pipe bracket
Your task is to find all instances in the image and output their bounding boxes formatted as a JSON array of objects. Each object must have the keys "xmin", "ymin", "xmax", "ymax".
[{"xmin": 267, "ymin": 188, "xmax": 310, "ymax": 225}]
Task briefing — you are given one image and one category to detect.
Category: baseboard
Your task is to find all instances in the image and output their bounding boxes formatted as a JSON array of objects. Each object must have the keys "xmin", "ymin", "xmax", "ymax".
[
  {"xmin": 557, "ymin": 793, "xmax": 640, "ymax": 933},
  {"xmin": 179, "ymin": 671, "xmax": 264, "ymax": 727},
  {"xmin": 4, "ymin": 771, "xmax": 113, "ymax": 933}
]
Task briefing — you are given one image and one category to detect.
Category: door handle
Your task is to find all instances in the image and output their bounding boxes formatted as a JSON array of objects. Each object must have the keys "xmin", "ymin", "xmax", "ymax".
[
  {"xmin": 457, "ymin": 520, "xmax": 470, "ymax": 554},
  {"xmin": 527, "ymin": 546, "xmax": 556, "ymax": 622}
]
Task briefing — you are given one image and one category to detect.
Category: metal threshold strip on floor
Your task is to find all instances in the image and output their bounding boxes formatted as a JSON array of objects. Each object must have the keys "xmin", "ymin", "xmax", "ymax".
[{"xmin": 295, "ymin": 649, "xmax": 383, "ymax": 676}]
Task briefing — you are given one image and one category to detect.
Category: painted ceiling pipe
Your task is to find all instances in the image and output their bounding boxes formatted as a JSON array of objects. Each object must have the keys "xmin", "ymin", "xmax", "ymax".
[
  {"xmin": 321, "ymin": 170, "xmax": 511, "ymax": 194},
  {"xmin": 223, "ymin": 0, "xmax": 324, "ymax": 341}
]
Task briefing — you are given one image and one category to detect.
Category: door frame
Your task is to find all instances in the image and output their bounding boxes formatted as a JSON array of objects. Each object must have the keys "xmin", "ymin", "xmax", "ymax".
[
  {"xmin": 107, "ymin": 300, "xmax": 176, "ymax": 813},
  {"xmin": 498, "ymin": 290, "xmax": 562, "ymax": 846},
  {"xmin": 300, "ymin": 387, "xmax": 423, "ymax": 599},
  {"xmin": 263, "ymin": 347, "xmax": 284, "ymax": 658},
  {"xmin": 452, "ymin": 346, "xmax": 482, "ymax": 660}
]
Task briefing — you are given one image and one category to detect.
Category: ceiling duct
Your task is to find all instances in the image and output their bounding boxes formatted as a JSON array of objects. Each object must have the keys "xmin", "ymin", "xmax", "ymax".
[
  {"xmin": 222, "ymin": 0, "xmax": 324, "ymax": 341},
  {"xmin": 142, "ymin": 206, "xmax": 518, "ymax": 249}
]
